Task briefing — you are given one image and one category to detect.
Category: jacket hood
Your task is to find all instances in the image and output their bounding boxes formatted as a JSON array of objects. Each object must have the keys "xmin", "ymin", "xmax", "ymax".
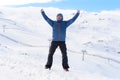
[
  {"xmin": 57, "ymin": 13, "xmax": 63, "ymax": 22},
  {"xmin": 57, "ymin": 13, "xmax": 63, "ymax": 17}
]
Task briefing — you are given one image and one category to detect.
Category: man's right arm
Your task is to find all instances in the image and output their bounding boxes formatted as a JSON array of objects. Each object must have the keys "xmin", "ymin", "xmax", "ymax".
[{"xmin": 41, "ymin": 9, "xmax": 54, "ymax": 26}]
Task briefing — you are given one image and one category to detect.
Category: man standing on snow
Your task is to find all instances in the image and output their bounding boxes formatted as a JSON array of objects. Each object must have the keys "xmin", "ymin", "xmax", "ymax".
[{"xmin": 41, "ymin": 9, "xmax": 80, "ymax": 71}]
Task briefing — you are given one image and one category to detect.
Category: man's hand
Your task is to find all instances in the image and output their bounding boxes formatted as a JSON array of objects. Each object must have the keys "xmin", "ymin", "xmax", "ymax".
[
  {"xmin": 77, "ymin": 10, "xmax": 80, "ymax": 13},
  {"xmin": 41, "ymin": 9, "xmax": 44, "ymax": 12}
]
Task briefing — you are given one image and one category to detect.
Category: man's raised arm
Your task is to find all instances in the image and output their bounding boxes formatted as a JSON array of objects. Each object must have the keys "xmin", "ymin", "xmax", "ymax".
[
  {"xmin": 41, "ymin": 9, "xmax": 54, "ymax": 26},
  {"xmin": 66, "ymin": 10, "xmax": 80, "ymax": 27}
]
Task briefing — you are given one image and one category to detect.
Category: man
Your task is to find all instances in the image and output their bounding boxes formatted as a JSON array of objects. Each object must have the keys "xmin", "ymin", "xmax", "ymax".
[{"xmin": 41, "ymin": 9, "xmax": 80, "ymax": 71}]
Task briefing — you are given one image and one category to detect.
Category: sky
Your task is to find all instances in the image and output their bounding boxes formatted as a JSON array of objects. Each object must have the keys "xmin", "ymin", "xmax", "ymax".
[{"xmin": 0, "ymin": 0, "xmax": 120, "ymax": 11}]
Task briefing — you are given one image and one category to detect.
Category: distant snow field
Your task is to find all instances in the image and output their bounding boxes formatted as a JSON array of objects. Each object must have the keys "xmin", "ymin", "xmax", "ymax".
[{"xmin": 0, "ymin": 7, "xmax": 120, "ymax": 80}]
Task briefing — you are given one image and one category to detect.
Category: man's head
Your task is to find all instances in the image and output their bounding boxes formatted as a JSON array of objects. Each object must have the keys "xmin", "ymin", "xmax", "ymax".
[{"xmin": 56, "ymin": 13, "xmax": 63, "ymax": 21}]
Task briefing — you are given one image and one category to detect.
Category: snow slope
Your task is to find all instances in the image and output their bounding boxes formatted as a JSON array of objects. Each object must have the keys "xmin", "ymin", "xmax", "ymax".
[{"xmin": 0, "ymin": 7, "xmax": 120, "ymax": 80}]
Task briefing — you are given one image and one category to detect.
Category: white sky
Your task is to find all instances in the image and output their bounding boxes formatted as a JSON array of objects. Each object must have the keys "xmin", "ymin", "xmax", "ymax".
[{"xmin": 0, "ymin": 0, "xmax": 61, "ymax": 6}]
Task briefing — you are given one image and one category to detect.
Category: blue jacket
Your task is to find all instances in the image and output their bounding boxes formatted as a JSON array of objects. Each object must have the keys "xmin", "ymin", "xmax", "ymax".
[{"xmin": 41, "ymin": 11, "xmax": 79, "ymax": 41}]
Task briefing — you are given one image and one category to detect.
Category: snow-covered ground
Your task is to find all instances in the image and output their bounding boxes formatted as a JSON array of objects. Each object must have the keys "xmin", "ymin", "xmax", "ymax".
[{"xmin": 0, "ymin": 7, "xmax": 120, "ymax": 80}]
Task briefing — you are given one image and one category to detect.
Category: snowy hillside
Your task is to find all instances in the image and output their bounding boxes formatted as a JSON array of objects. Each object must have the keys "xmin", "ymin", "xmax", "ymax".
[{"xmin": 0, "ymin": 7, "xmax": 120, "ymax": 80}]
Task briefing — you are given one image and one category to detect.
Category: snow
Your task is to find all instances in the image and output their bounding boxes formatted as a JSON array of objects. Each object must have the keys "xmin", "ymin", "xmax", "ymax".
[{"xmin": 0, "ymin": 7, "xmax": 120, "ymax": 80}]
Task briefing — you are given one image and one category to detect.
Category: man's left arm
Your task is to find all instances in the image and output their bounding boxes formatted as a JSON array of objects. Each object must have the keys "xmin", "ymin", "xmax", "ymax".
[{"xmin": 66, "ymin": 10, "xmax": 80, "ymax": 27}]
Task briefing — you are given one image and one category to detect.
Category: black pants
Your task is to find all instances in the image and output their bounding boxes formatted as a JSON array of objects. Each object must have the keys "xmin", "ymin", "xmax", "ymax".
[{"xmin": 45, "ymin": 41, "xmax": 69, "ymax": 69}]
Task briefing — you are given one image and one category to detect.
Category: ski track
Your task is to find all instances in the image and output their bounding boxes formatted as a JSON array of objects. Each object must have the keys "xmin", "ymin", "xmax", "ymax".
[
  {"xmin": 0, "ymin": 33, "xmax": 42, "ymax": 47},
  {"xmin": 0, "ymin": 32, "xmax": 119, "ymax": 65}
]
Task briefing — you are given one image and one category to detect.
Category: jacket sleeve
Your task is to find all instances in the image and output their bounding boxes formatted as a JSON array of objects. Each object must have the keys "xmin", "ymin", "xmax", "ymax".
[
  {"xmin": 66, "ymin": 12, "xmax": 80, "ymax": 27},
  {"xmin": 41, "ymin": 11, "xmax": 54, "ymax": 27}
]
